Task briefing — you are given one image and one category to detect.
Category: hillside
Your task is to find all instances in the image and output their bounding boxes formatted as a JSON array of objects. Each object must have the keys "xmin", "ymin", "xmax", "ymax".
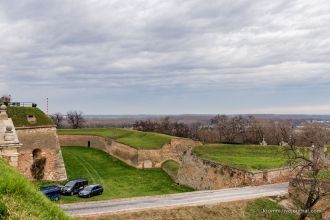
[
  {"xmin": 58, "ymin": 128, "xmax": 173, "ymax": 149},
  {"xmin": 7, "ymin": 106, "xmax": 54, "ymax": 127},
  {"xmin": 0, "ymin": 159, "xmax": 69, "ymax": 219},
  {"xmin": 59, "ymin": 146, "xmax": 191, "ymax": 203}
]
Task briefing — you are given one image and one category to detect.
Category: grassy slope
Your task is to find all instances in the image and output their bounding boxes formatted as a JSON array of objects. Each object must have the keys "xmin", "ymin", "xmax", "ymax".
[
  {"xmin": 161, "ymin": 160, "xmax": 180, "ymax": 179},
  {"xmin": 193, "ymin": 144, "xmax": 289, "ymax": 172},
  {"xmin": 60, "ymin": 146, "xmax": 191, "ymax": 203},
  {"xmin": 58, "ymin": 128, "xmax": 173, "ymax": 149},
  {"xmin": 7, "ymin": 106, "xmax": 54, "ymax": 127},
  {"xmin": 0, "ymin": 159, "xmax": 69, "ymax": 220}
]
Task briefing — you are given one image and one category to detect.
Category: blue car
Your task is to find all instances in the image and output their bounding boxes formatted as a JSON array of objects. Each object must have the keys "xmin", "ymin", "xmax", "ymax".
[
  {"xmin": 78, "ymin": 184, "xmax": 103, "ymax": 198},
  {"xmin": 40, "ymin": 186, "xmax": 61, "ymax": 201}
]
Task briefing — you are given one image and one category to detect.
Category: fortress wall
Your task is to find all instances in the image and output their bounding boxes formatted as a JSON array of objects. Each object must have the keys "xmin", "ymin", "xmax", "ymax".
[
  {"xmin": 176, "ymin": 149, "xmax": 292, "ymax": 190},
  {"xmin": 16, "ymin": 126, "xmax": 67, "ymax": 181},
  {"xmin": 58, "ymin": 135, "xmax": 201, "ymax": 169},
  {"xmin": 59, "ymin": 135, "xmax": 108, "ymax": 152},
  {"xmin": 108, "ymin": 141, "xmax": 139, "ymax": 167}
]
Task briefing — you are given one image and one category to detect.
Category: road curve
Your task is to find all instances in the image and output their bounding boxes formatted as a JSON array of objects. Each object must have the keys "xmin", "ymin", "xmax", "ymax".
[{"xmin": 61, "ymin": 182, "xmax": 288, "ymax": 217}]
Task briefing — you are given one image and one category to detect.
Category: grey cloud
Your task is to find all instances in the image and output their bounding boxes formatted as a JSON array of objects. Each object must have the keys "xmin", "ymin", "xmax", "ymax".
[{"xmin": 1, "ymin": 0, "xmax": 330, "ymax": 92}]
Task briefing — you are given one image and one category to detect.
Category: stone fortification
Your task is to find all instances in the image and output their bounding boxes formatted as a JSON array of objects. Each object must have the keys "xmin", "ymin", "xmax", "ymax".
[
  {"xmin": 16, "ymin": 126, "xmax": 67, "ymax": 181},
  {"xmin": 59, "ymin": 135, "xmax": 201, "ymax": 168},
  {"xmin": 176, "ymin": 148, "xmax": 293, "ymax": 190},
  {"xmin": 0, "ymin": 105, "xmax": 22, "ymax": 167},
  {"xmin": 0, "ymin": 104, "xmax": 67, "ymax": 181}
]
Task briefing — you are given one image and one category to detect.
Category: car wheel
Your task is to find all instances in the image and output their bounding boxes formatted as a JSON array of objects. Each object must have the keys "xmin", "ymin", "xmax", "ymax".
[
  {"xmin": 88, "ymin": 194, "xmax": 91, "ymax": 198},
  {"xmin": 70, "ymin": 191, "xmax": 74, "ymax": 196}
]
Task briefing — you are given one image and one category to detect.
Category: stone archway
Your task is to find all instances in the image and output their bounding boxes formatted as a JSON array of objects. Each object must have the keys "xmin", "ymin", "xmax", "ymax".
[{"xmin": 32, "ymin": 148, "xmax": 42, "ymax": 159}]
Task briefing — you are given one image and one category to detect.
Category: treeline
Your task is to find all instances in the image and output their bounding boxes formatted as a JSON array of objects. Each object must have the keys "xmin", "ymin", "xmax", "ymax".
[{"xmin": 133, "ymin": 115, "xmax": 295, "ymax": 145}]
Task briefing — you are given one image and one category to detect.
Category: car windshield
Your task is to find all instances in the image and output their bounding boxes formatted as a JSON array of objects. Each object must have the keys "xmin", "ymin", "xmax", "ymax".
[
  {"xmin": 84, "ymin": 186, "xmax": 94, "ymax": 191},
  {"xmin": 65, "ymin": 181, "xmax": 75, "ymax": 187}
]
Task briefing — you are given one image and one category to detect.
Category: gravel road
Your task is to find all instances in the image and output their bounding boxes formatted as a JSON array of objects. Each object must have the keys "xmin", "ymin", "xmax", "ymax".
[{"xmin": 61, "ymin": 182, "xmax": 288, "ymax": 217}]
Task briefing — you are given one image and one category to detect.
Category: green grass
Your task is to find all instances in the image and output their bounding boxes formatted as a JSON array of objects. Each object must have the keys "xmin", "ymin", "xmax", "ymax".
[
  {"xmin": 7, "ymin": 106, "xmax": 54, "ymax": 127},
  {"xmin": 0, "ymin": 159, "xmax": 69, "ymax": 219},
  {"xmin": 58, "ymin": 128, "xmax": 173, "ymax": 149},
  {"xmin": 318, "ymin": 168, "xmax": 330, "ymax": 180},
  {"xmin": 193, "ymin": 144, "xmax": 290, "ymax": 172},
  {"xmin": 246, "ymin": 198, "xmax": 297, "ymax": 220},
  {"xmin": 162, "ymin": 160, "xmax": 180, "ymax": 179},
  {"xmin": 58, "ymin": 146, "xmax": 191, "ymax": 203}
]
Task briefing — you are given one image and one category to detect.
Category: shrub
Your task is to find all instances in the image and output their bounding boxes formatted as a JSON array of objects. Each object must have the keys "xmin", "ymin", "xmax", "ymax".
[{"xmin": 30, "ymin": 157, "xmax": 47, "ymax": 180}]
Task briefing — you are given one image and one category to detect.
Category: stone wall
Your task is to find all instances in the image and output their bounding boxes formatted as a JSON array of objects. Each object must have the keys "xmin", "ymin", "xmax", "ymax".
[
  {"xmin": 176, "ymin": 149, "xmax": 293, "ymax": 190},
  {"xmin": 59, "ymin": 135, "xmax": 201, "ymax": 169},
  {"xmin": 16, "ymin": 126, "xmax": 67, "ymax": 181}
]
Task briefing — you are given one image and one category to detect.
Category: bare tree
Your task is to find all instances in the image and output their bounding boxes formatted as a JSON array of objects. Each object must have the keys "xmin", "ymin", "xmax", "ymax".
[
  {"xmin": 67, "ymin": 111, "xmax": 85, "ymax": 129},
  {"xmin": 287, "ymin": 124, "xmax": 329, "ymax": 220},
  {"xmin": 50, "ymin": 112, "xmax": 64, "ymax": 128}
]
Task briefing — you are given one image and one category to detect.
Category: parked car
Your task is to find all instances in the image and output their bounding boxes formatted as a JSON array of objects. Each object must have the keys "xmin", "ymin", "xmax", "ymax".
[
  {"xmin": 78, "ymin": 184, "xmax": 103, "ymax": 198},
  {"xmin": 61, "ymin": 179, "xmax": 88, "ymax": 196},
  {"xmin": 40, "ymin": 185, "xmax": 61, "ymax": 200}
]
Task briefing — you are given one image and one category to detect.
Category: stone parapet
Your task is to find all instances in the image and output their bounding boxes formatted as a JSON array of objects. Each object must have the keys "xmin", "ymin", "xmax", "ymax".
[{"xmin": 176, "ymin": 149, "xmax": 293, "ymax": 190}]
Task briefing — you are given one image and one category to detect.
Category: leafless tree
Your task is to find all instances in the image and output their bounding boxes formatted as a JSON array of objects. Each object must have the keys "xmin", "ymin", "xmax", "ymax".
[
  {"xmin": 67, "ymin": 111, "xmax": 85, "ymax": 129},
  {"xmin": 50, "ymin": 112, "xmax": 65, "ymax": 128},
  {"xmin": 287, "ymin": 124, "xmax": 329, "ymax": 220}
]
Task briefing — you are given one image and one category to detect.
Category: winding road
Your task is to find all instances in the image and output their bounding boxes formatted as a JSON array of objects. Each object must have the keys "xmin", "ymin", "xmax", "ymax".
[{"xmin": 61, "ymin": 182, "xmax": 289, "ymax": 217}]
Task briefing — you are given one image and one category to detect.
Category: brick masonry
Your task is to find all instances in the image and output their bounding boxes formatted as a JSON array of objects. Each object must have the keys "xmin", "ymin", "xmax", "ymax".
[{"xmin": 16, "ymin": 126, "xmax": 67, "ymax": 181}]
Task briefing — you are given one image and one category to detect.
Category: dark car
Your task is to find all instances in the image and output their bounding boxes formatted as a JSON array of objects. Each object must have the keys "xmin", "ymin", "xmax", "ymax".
[
  {"xmin": 61, "ymin": 179, "xmax": 88, "ymax": 196},
  {"xmin": 78, "ymin": 184, "xmax": 103, "ymax": 198},
  {"xmin": 40, "ymin": 185, "xmax": 61, "ymax": 200}
]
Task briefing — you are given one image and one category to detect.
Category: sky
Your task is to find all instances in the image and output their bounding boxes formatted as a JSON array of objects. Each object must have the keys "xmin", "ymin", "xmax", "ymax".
[{"xmin": 0, "ymin": 0, "xmax": 330, "ymax": 115}]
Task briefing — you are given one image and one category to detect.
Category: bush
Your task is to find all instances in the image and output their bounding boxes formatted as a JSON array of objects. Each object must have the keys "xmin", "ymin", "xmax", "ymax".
[
  {"xmin": 32, "ymin": 103, "xmax": 37, "ymax": 107},
  {"xmin": 0, "ymin": 202, "xmax": 8, "ymax": 219},
  {"xmin": 30, "ymin": 157, "xmax": 47, "ymax": 180}
]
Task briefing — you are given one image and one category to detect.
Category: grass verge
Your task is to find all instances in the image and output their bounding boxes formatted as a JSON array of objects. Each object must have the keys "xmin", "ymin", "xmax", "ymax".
[
  {"xmin": 58, "ymin": 128, "xmax": 173, "ymax": 149},
  {"xmin": 193, "ymin": 144, "xmax": 290, "ymax": 171},
  {"xmin": 57, "ymin": 146, "xmax": 191, "ymax": 203},
  {"xmin": 0, "ymin": 159, "xmax": 69, "ymax": 220}
]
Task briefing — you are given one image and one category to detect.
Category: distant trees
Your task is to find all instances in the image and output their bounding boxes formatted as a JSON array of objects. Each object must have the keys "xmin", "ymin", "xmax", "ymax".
[
  {"xmin": 133, "ymin": 115, "xmax": 295, "ymax": 145},
  {"xmin": 209, "ymin": 115, "xmax": 293, "ymax": 145},
  {"xmin": 133, "ymin": 117, "xmax": 191, "ymax": 138},
  {"xmin": 67, "ymin": 111, "xmax": 85, "ymax": 129},
  {"xmin": 50, "ymin": 112, "xmax": 64, "ymax": 128}
]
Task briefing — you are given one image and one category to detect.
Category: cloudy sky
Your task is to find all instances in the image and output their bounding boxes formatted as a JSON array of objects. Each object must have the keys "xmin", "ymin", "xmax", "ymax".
[{"xmin": 0, "ymin": 0, "xmax": 329, "ymax": 114}]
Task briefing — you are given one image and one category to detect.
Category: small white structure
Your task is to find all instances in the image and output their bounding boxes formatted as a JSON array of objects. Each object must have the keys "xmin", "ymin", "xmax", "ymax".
[
  {"xmin": 0, "ymin": 104, "xmax": 22, "ymax": 167},
  {"xmin": 260, "ymin": 137, "xmax": 267, "ymax": 146}
]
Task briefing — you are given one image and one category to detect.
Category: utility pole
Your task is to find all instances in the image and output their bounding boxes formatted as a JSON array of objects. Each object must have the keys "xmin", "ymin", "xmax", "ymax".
[{"xmin": 46, "ymin": 98, "xmax": 49, "ymax": 115}]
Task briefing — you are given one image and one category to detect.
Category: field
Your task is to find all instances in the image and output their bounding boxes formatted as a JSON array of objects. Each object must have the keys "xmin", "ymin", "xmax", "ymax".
[
  {"xmin": 0, "ymin": 159, "xmax": 68, "ymax": 219},
  {"xmin": 58, "ymin": 128, "xmax": 173, "ymax": 149},
  {"xmin": 193, "ymin": 144, "xmax": 290, "ymax": 172},
  {"xmin": 60, "ymin": 146, "xmax": 191, "ymax": 203}
]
